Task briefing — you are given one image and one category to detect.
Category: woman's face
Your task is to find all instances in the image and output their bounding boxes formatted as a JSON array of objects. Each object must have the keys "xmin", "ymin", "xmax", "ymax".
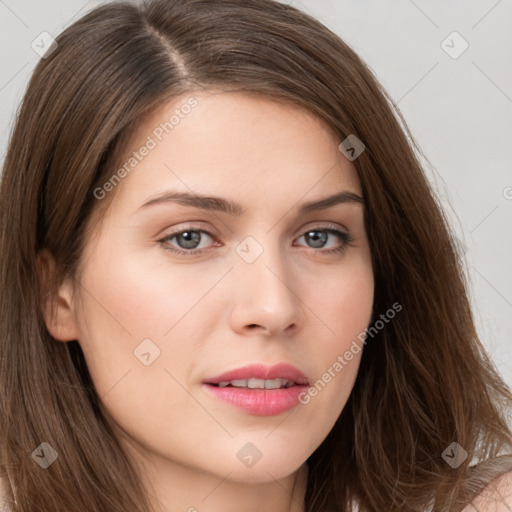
[{"xmin": 50, "ymin": 91, "xmax": 374, "ymax": 488}]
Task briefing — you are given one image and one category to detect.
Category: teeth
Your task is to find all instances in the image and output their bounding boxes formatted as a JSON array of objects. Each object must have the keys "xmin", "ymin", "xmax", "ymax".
[
  {"xmin": 262, "ymin": 378, "xmax": 288, "ymax": 389},
  {"xmin": 231, "ymin": 379, "xmax": 249, "ymax": 387},
  {"xmin": 261, "ymin": 378, "xmax": 282, "ymax": 389},
  {"xmin": 216, "ymin": 378, "xmax": 294, "ymax": 389}
]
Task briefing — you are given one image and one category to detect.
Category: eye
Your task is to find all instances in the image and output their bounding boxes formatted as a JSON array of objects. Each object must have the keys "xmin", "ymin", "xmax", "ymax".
[
  {"xmin": 294, "ymin": 225, "xmax": 355, "ymax": 255},
  {"xmin": 158, "ymin": 226, "xmax": 217, "ymax": 255},
  {"xmin": 158, "ymin": 223, "xmax": 355, "ymax": 256}
]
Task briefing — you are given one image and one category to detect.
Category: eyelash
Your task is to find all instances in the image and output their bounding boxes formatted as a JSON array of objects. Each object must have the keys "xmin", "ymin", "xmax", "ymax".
[{"xmin": 157, "ymin": 223, "xmax": 355, "ymax": 257}]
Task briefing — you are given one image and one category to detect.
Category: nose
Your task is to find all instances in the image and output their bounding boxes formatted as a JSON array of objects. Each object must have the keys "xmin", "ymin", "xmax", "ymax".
[{"xmin": 229, "ymin": 238, "xmax": 305, "ymax": 337}]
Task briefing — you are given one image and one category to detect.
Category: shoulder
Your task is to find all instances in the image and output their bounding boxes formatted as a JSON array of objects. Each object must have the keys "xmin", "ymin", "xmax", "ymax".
[{"xmin": 462, "ymin": 470, "xmax": 512, "ymax": 511}]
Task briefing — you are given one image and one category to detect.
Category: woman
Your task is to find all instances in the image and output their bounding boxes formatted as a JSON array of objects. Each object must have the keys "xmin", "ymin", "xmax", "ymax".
[{"xmin": 1, "ymin": 0, "xmax": 511, "ymax": 510}]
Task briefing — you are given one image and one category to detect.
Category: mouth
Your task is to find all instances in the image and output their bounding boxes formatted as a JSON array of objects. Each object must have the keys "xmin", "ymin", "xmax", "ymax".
[
  {"xmin": 202, "ymin": 362, "xmax": 309, "ymax": 386},
  {"xmin": 202, "ymin": 363, "xmax": 310, "ymax": 416},
  {"xmin": 210, "ymin": 377, "xmax": 299, "ymax": 389}
]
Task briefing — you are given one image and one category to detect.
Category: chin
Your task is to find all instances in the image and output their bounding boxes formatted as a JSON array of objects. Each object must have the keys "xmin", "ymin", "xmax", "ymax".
[
  {"xmin": 210, "ymin": 450, "xmax": 305, "ymax": 484},
  {"xmin": 223, "ymin": 464, "xmax": 301, "ymax": 485}
]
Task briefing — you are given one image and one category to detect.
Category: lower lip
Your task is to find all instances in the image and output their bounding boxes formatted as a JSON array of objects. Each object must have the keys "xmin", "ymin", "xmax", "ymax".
[{"xmin": 202, "ymin": 384, "xmax": 308, "ymax": 416}]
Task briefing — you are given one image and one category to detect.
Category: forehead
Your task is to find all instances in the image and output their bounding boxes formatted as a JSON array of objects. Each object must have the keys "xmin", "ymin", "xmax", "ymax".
[{"xmin": 94, "ymin": 90, "xmax": 362, "ymax": 221}]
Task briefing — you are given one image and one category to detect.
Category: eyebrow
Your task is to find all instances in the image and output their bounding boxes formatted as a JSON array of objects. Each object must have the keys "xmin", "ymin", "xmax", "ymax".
[{"xmin": 137, "ymin": 189, "xmax": 364, "ymax": 216}]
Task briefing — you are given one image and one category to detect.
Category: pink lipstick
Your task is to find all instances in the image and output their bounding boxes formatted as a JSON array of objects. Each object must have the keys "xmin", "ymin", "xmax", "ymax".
[{"xmin": 202, "ymin": 363, "xmax": 309, "ymax": 416}]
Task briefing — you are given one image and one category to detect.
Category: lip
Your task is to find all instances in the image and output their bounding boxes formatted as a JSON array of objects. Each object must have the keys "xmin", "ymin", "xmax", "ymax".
[
  {"xmin": 202, "ymin": 363, "xmax": 309, "ymax": 386},
  {"xmin": 201, "ymin": 363, "xmax": 309, "ymax": 416}
]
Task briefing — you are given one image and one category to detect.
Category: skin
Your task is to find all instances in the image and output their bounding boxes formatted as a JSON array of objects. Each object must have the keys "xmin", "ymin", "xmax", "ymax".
[
  {"xmin": 462, "ymin": 471, "xmax": 512, "ymax": 511},
  {"xmin": 40, "ymin": 91, "xmax": 375, "ymax": 512}
]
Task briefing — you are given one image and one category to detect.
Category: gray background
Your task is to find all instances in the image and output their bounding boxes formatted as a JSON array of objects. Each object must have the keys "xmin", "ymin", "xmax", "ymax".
[{"xmin": 1, "ymin": 0, "xmax": 511, "ymax": 387}]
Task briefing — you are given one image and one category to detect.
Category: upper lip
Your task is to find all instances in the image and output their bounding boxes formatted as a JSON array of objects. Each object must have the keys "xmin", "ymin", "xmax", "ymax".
[{"xmin": 202, "ymin": 363, "xmax": 309, "ymax": 386}]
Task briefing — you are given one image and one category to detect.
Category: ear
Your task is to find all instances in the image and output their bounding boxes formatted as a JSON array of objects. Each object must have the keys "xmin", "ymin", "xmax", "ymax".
[{"xmin": 36, "ymin": 249, "xmax": 80, "ymax": 342}]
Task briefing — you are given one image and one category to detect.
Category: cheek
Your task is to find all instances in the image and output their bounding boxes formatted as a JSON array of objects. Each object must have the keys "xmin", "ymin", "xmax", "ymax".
[
  {"xmin": 74, "ymin": 254, "xmax": 211, "ymax": 440},
  {"xmin": 308, "ymin": 259, "xmax": 374, "ymax": 345},
  {"xmin": 79, "ymin": 248, "xmax": 212, "ymax": 339},
  {"xmin": 74, "ymin": 248, "xmax": 229, "ymax": 394},
  {"xmin": 299, "ymin": 260, "xmax": 373, "ymax": 412}
]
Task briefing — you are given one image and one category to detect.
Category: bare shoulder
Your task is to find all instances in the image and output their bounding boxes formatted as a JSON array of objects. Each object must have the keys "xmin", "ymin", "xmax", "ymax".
[{"xmin": 462, "ymin": 470, "xmax": 512, "ymax": 511}]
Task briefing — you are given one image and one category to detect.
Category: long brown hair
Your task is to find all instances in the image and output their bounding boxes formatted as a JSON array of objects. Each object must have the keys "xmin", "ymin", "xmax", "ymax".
[{"xmin": 1, "ymin": 0, "xmax": 511, "ymax": 510}]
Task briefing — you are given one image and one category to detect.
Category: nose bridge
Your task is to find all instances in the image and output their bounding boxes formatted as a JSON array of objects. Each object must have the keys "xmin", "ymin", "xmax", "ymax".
[{"xmin": 235, "ymin": 233, "xmax": 288, "ymax": 291}]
